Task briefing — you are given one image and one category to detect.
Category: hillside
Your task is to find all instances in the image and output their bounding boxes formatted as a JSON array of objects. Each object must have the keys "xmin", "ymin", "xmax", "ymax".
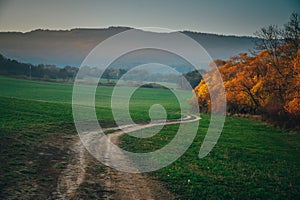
[{"xmin": 0, "ymin": 27, "xmax": 256, "ymax": 68}]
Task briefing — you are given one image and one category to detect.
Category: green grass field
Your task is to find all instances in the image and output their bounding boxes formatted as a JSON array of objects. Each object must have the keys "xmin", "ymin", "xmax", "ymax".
[
  {"xmin": 0, "ymin": 76, "xmax": 299, "ymax": 199},
  {"xmin": 0, "ymin": 76, "xmax": 188, "ymax": 198},
  {"xmin": 121, "ymin": 116, "xmax": 300, "ymax": 199}
]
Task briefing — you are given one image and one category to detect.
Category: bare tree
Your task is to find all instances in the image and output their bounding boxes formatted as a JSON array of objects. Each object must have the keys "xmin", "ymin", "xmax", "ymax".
[
  {"xmin": 254, "ymin": 25, "xmax": 283, "ymax": 56},
  {"xmin": 254, "ymin": 25, "xmax": 284, "ymax": 77},
  {"xmin": 284, "ymin": 12, "xmax": 300, "ymax": 55}
]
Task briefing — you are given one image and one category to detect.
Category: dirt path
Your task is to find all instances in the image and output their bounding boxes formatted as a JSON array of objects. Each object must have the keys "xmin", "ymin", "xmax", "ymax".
[
  {"xmin": 55, "ymin": 115, "xmax": 200, "ymax": 199},
  {"xmin": 101, "ymin": 131, "xmax": 173, "ymax": 200},
  {"xmin": 54, "ymin": 140, "xmax": 87, "ymax": 199}
]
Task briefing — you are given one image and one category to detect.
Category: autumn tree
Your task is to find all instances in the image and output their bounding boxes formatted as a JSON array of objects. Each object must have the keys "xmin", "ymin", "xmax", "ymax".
[{"xmin": 194, "ymin": 12, "xmax": 300, "ymax": 129}]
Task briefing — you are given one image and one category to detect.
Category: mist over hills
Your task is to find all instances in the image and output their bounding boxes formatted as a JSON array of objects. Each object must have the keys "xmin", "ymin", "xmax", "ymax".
[{"xmin": 0, "ymin": 27, "xmax": 256, "ymax": 69}]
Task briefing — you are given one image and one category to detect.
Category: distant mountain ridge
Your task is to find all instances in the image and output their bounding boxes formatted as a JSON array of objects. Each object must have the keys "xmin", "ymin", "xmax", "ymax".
[{"xmin": 0, "ymin": 27, "xmax": 256, "ymax": 68}]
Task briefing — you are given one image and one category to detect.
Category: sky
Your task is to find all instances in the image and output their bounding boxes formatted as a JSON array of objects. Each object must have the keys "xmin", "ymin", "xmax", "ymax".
[{"xmin": 0, "ymin": 0, "xmax": 299, "ymax": 36}]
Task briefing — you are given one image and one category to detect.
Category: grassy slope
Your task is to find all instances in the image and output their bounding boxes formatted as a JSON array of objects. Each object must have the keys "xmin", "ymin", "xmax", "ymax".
[
  {"xmin": 121, "ymin": 115, "xmax": 300, "ymax": 199},
  {"xmin": 0, "ymin": 76, "xmax": 187, "ymax": 198},
  {"xmin": 0, "ymin": 76, "xmax": 299, "ymax": 199},
  {"xmin": 0, "ymin": 76, "xmax": 187, "ymax": 122}
]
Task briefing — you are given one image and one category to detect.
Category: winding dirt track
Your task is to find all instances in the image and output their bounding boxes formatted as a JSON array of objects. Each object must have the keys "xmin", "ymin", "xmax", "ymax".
[{"xmin": 55, "ymin": 115, "xmax": 200, "ymax": 199}]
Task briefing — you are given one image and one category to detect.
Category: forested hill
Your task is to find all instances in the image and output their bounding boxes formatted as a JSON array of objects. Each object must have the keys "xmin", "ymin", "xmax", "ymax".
[{"xmin": 0, "ymin": 27, "xmax": 255, "ymax": 67}]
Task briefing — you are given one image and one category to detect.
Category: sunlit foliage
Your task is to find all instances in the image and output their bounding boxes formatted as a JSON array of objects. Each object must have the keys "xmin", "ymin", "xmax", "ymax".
[{"xmin": 194, "ymin": 13, "xmax": 300, "ymax": 129}]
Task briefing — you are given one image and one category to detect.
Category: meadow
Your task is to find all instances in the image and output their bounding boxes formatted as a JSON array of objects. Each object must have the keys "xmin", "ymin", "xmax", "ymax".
[
  {"xmin": 0, "ymin": 76, "xmax": 187, "ymax": 198},
  {"xmin": 0, "ymin": 76, "xmax": 299, "ymax": 199},
  {"xmin": 121, "ymin": 116, "xmax": 300, "ymax": 199}
]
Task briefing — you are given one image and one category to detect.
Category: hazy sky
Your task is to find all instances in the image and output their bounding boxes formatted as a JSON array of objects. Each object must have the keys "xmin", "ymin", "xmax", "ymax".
[{"xmin": 0, "ymin": 0, "xmax": 299, "ymax": 36}]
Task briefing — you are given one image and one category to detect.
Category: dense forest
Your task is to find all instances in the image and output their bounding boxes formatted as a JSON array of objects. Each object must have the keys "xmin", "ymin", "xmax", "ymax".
[{"xmin": 193, "ymin": 13, "xmax": 300, "ymax": 129}]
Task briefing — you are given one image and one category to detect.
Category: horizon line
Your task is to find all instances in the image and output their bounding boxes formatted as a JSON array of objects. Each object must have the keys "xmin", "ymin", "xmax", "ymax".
[{"xmin": 0, "ymin": 26, "xmax": 256, "ymax": 38}]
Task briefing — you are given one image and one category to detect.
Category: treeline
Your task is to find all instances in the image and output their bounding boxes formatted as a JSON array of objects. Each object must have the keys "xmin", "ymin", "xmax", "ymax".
[
  {"xmin": 80, "ymin": 66, "xmax": 203, "ymax": 89},
  {"xmin": 0, "ymin": 54, "xmax": 78, "ymax": 81},
  {"xmin": 78, "ymin": 66, "xmax": 127, "ymax": 81},
  {"xmin": 0, "ymin": 53, "xmax": 204, "ymax": 88},
  {"xmin": 178, "ymin": 70, "xmax": 203, "ymax": 90},
  {"xmin": 193, "ymin": 13, "xmax": 300, "ymax": 129},
  {"xmin": 0, "ymin": 55, "xmax": 129, "ymax": 82},
  {"xmin": 0, "ymin": 55, "xmax": 131, "ymax": 82}
]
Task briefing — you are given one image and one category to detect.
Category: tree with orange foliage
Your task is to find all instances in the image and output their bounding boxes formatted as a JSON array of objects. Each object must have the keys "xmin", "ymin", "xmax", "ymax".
[{"xmin": 194, "ymin": 13, "xmax": 300, "ymax": 129}]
